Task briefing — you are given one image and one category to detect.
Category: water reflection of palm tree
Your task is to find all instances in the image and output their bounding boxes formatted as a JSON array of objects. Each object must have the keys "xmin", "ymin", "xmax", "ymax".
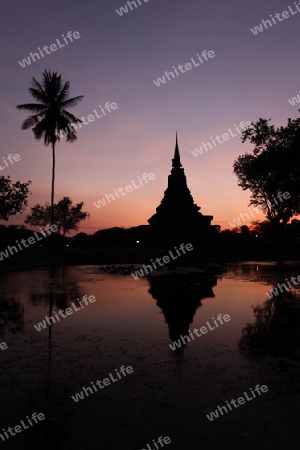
[
  {"xmin": 29, "ymin": 266, "xmax": 84, "ymax": 342},
  {"xmin": 0, "ymin": 297, "xmax": 24, "ymax": 335},
  {"xmin": 29, "ymin": 267, "xmax": 84, "ymax": 399},
  {"xmin": 34, "ymin": 267, "xmax": 80, "ymax": 444}
]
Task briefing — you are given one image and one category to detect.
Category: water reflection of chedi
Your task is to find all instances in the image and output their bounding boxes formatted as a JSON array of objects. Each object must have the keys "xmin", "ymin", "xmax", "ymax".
[{"xmin": 147, "ymin": 269, "xmax": 221, "ymax": 345}]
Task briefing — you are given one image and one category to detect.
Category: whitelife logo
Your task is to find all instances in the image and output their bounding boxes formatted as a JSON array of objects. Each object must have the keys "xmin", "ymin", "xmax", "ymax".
[
  {"xmin": 169, "ymin": 314, "xmax": 231, "ymax": 350},
  {"xmin": 93, "ymin": 172, "xmax": 155, "ymax": 209},
  {"xmin": 191, "ymin": 121, "xmax": 251, "ymax": 157},
  {"xmin": 0, "ymin": 412, "xmax": 45, "ymax": 443},
  {"xmin": 0, "ymin": 224, "xmax": 58, "ymax": 261},
  {"xmin": 288, "ymin": 90, "xmax": 300, "ymax": 106},
  {"xmin": 266, "ymin": 274, "xmax": 300, "ymax": 299},
  {"xmin": 153, "ymin": 50, "xmax": 215, "ymax": 87},
  {"xmin": 18, "ymin": 31, "xmax": 81, "ymax": 68},
  {"xmin": 0, "ymin": 153, "xmax": 21, "ymax": 171},
  {"xmin": 228, "ymin": 191, "xmax": 290, "ymax": 228},
  {"xmin": 0, "ymin": 342, "xmax": 8, "ymax": 351},
  {"xmin": 33, "ymin": 295, "xmax": 96, "ymax": 332},
  {"xmin": 71, "ymin": 365, "xmax": 134, "ymax": 402},
  {"xmin": 57, "ymin": 102, "xmax": 118, "ymax": 139},
  {"xmin": 131, "ymin": 243, "xmax": 193, "ymax": 279},
  {"xmin": 250, "ymin": 3, "xmax": 300, "ymax": 35},
  {"xmin": 116, "ymin": 0, "xmax": 150, "ymax": 16},
  {"xmin": 206, "ymin": 385, "xmax": 269, "ymax": 421},
  {"xmin": 140, "ymin": 436, "xmax": 171, "ymax": 450}
]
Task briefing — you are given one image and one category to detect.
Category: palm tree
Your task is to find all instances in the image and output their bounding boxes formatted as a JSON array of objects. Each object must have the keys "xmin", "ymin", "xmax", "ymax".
[{"xmin": 16, "ymin": 70, "xmax": 84, "ymax": 225}]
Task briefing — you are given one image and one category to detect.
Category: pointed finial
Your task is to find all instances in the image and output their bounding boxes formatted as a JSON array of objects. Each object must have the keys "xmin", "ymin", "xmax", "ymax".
[{"xmin": 172, "ymin": 131, "xmax": 182, "ymax": 168}]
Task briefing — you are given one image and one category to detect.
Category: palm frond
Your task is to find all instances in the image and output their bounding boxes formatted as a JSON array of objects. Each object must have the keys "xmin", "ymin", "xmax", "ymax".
[
  {"xmin": 55, "ymin": 118, "xmax": 71, "ymax": 138},
  {"xmin": 56, "ymin": 116, "xmax": 78, "ymax": 143},
  {"xmin": 58, "ymin": 81, "xmax": 70, "ymax": 102},
  {"xmin": 43, "ymin": 70, "xmax": 63, "ymax": 101},
  {"xmin": 61, "ymin": 109, "xmax": 82, "ymax": 123},
  {"xmin": 21, "ymin": 114, "xmax": 41, "ymax": 130},
  {"xmin": 31, "ymin": 76, "xmax": 48, "ymax": 101},
  {"xmin": 31, "ymin": 77, "xmax": 45, "ymax": 94},
  {"xmin": 16, "ymin": 103, "xmax": 48, "ymax": 113},
  {"xmin": 66, "ymin": 129, "xmax": 78, "ymax": 143},
  {"xmin": 44, "ymin": 127, "xmax": 54, "ymax": 146},
  {"xmin": 32, "ymin": 118, "xmax": 49, "ymax": 141},
  {"xmin": 61, "ymin": 96, "xmax": 84, "ymax": 108},
  {"xmin": 28, "ymin": 88, "xmax": 48, "ymax": 103}
]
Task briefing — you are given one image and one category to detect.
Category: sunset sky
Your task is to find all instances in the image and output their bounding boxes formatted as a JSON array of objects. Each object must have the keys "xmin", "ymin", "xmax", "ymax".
[{"xmin": 1, "ymin": 0, "xmax": 299, "ymax": 233}]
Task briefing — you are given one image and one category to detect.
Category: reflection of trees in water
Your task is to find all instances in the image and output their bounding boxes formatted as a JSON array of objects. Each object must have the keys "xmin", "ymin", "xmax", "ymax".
[
  {"xmin": 29, "ymin": 267, "xmax": 83, "ymax": 311},
  {"xmin": 28, "ymin": 267, "xmax": 84, "ymax": 345},
  {"xmin": 239, "ymin": 290, "xmax": 300, "ymax": 357},
  {"xmin": 227, "ymin": 263, "xmax": 300, "ymax": 289},
  {"xmin": 147, "ymin": 269, "xmax": 221, "ymax": 347},
  {"xmin": 0, "ymin": 297, "xmax": 24, "ymax": 335},
  {"xmin": 30, "ymin": 290, "xmax": 76, "ymax": 311}
]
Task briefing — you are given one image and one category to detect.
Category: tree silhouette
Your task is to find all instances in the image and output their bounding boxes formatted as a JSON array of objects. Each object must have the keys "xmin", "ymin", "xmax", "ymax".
[
  {"xmin": 233, "ymin": 117, "xmax": 300, "ymax": 261},
  {"xmin": 0, "ymin": 176, "xmax": 31, "ymax": 220},
  {"xmin": 233, "ymin": 117, "xmax": 300, "ymax": 226},
  {"xmin": 239, "ymin": 291, "xmax": 300, "ymax": 357},
  {"xmin": 16, "ymin": 70, "xmax": 84, "ymax": 224},
  {"xmin": 25, "ymin": 196, "xmax": 90, "ymax": 238}
]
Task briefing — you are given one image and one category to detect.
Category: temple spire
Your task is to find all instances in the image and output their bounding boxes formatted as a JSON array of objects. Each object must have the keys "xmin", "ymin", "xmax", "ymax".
[
  {"xmin": 172, "ymin": 131, "xmax": 182, "ymax": 168},
  {"xmin": 148, "ymin": 134, "xmax": 213, "ymax": 237}
]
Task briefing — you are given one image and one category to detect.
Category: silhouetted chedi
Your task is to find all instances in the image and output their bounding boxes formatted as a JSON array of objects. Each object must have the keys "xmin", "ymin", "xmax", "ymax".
[{"xmin": 148, "ymin": 134, "xmax": 213, "ymax": 242}]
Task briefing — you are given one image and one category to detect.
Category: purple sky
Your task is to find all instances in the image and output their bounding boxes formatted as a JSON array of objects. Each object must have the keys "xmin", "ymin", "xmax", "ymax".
[{"xmin": 1, "ymin": 0, "xmax": 299, "ymax": 233}]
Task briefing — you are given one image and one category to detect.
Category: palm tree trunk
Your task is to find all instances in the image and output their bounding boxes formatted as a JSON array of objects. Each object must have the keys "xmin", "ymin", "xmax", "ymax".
[{"xmin": 51, "ymin": 141, "xmax": 55, "ymax": 225}]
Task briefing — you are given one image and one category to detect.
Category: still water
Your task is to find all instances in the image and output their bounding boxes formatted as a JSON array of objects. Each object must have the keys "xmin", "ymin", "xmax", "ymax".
[{"xmin": 1, "ymin": 262, "xmax": 300, "ymax": 449}]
